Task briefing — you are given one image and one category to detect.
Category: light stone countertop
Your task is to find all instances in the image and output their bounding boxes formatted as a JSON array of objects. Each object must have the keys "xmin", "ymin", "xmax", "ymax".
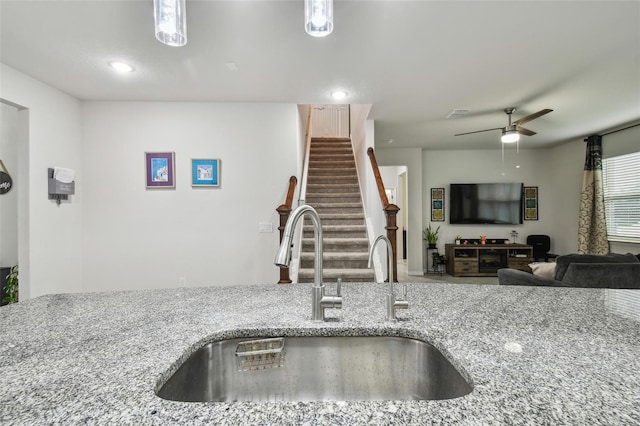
[{"xmin": 0, "ymin": 282, "xmax": 639, "ymax": 425}]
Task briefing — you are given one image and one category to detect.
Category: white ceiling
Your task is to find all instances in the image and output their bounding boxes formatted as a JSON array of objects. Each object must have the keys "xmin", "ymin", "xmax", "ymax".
[{"xmin": 1, "ymin": 0, "xmax": 639, "ymax": 150}]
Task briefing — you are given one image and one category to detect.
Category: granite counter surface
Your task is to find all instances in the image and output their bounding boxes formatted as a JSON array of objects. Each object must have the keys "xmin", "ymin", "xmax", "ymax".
[{"xmin": 0, "ymin": 282, "xmax": 639, "ymax": 425}]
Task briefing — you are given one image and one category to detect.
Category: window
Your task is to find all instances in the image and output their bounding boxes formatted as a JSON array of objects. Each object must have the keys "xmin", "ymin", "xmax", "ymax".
[{"xmin": 602, "ymin": 151, "xmax": 640, "ymax": 243}]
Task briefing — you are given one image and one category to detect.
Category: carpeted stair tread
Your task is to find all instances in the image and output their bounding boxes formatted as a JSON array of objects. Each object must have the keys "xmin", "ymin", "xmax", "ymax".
[
  {"xmin": 306, "ymin": 193, "xmax": 362, "ymax": 199},
  {"xmin": 318, "ymin": 213, "xmax": 365, "ymax": 219},
  {"xmin": 302, "ymin": 237, "xmax": 369, "ymax": 247},
  {"xmin": 299, "ymin": 252, "xmax": 370, "ymax": 269},
  {"xmin": 298, "ymin": 268, "xmax": 375, "ymax": 283},
  {"xmin": 303, "ymin": 224, "xmax": 367, "ymax": 232},
  {"xmin": 306, "ymin": 202, "xmax": 363, "ymax": 208},
  {"xmin": 308, "ymin": 161, "xmax": 356, "ymax": 168},
  {"xmin": 300, "ymin": 252, "xmax": 369, "ymax": 260},
  {"xmin": 307, "ymin": 176, "xmax": 359, "ymax": 183},
  {"xmin": 309, "ymin": 165, "xmax": 357, "ymax": 170}
]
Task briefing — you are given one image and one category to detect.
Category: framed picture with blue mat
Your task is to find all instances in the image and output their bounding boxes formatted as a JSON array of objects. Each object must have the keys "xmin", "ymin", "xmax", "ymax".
[{"xmin": 192, "ymin": 159, "xmax": 220, "ymax": 187}]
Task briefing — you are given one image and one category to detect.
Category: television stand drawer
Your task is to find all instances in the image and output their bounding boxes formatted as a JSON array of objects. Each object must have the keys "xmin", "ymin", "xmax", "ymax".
[{"xmin": 453, "ymin": 260, "xmax": 478, "ymax": 275}]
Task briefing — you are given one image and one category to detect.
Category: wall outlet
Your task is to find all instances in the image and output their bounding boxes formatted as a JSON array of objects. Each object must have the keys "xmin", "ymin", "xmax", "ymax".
[
  {"xmin": 259, "ymin": 222, "xmax": 273, "ymax": 233},
  {"xmin": 179, "ymin": 277, "xmax": 186, "ymax": 287}
]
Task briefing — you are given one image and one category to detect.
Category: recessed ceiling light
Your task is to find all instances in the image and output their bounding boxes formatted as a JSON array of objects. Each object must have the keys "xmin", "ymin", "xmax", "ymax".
[
  {"xmin": 108, "ymin": 61, "xmax": 135, "ymax": 73},
  {"xmin": 330, "ymin": 90, "xmax": 348, "ymax": 100}
]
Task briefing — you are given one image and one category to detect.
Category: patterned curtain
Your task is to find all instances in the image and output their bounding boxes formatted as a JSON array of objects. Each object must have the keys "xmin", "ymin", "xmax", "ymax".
[{"xmin": 577, "ymin": 135, "xmax": 609, "ymax": 254}]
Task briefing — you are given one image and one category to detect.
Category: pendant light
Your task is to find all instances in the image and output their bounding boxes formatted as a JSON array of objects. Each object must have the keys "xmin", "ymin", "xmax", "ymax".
[
  {"xmin": 305, "ymin": 0, "xmax": 334, "ymax": 37},
  {"xmin": 154, "ymin": 0, "xmax": 187, "ymax": 47}
]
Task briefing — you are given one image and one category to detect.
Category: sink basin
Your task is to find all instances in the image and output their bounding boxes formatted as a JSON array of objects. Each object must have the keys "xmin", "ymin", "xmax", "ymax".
[{"xmin": 156, "ymin": 335, "xmax": 472, "ymax": 402}]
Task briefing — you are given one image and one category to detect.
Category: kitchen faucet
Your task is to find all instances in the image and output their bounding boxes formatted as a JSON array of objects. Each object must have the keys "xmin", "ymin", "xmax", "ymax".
[
  {"xmin": 274, "ymin": 204, "xmax": 342, "ymax": 322},
  {"xmin": 368, "ymin": 235, "xmax": 409, "ymax": 322}
]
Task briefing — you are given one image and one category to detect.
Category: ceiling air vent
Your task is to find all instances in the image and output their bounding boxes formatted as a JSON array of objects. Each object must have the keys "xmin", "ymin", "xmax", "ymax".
[{"xmin": 446, "ymin": 109, "xmax": 470, "ymax": 119}]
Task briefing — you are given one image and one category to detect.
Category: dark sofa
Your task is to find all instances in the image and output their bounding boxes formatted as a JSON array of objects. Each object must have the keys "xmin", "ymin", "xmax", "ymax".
[{"xmin": 498, "ymin": 253, "xmax": 640, "ymax": 289}]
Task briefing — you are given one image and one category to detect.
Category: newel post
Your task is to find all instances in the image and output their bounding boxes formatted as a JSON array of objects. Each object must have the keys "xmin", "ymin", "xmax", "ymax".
[
  {"xmin": 276, "ymin": 176, "xmax": 297, "ymax": 284},
  {"xmin": 276, "ymin": 204, "xmax": 292, "ymax": 284},
  {"xmin": 384, "ymin": 204, "xmax": 400, "ymax": 283}
]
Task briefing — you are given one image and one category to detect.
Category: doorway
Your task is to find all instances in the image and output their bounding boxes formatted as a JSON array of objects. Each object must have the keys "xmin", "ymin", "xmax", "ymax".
[
  {"xmin": 380, "ymin": 165, "xmax": 409, "ymax": 265},
  {"xmin": 0, "ymin": 98, "xmax": 29, "ymax": 300}
]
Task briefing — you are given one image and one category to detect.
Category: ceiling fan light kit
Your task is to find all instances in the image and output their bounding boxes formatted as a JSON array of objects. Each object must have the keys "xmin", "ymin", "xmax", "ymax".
[
  {"xmin": 455, "ymin": 107, "xmax": 553, "ymax": 144},
  {"xmin": 501, "ymin": 127, "xmax": 520, "ymax": 143}
]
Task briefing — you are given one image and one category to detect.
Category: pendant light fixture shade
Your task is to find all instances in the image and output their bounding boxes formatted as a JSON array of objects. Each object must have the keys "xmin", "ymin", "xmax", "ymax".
[
  {"xmin": 154, "ymin": 0, "xmax": 187, "ymax": 47},
  {"xmin": 305, "ymin": 0, "xmax": 334, "ymax": 37}
]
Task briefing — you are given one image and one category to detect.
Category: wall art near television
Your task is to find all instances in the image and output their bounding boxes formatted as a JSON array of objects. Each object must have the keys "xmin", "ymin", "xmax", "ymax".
[
  {"xmin": 191, "ymin": 158, "xmax": 220, "ymax": 187},
  {"xmin": 524, "ymin": 186, "xmax": 538, "ymax": 221},
  {"xmin": 431, "ymin": 187, "xmax": 445, "ymax": 221},
  {"xmin": 145, "ymin": 152, "xmax": 175, "ymax": 189}
]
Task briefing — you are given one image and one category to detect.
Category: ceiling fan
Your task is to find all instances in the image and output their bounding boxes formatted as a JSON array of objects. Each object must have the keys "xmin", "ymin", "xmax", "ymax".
[{"xmin": 455, "ymin": 108, "xmax": 553, "ymax": 143}]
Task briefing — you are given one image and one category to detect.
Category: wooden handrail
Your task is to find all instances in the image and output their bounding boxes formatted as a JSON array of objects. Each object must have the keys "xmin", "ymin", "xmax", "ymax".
[
  {"xmin": 284, "ymin": 175, "xmax": 297, "ymax": 207},
  {"xmin": 367, "ymin": 147, "xmax": 399, "ymax": 282},
  {"xmin": 367, "ymin": 147, "xmax": 390, "ymax": 207},
  {"xmin": 276, "ymin": 176, "xmax": 298, "ymax": 284}
]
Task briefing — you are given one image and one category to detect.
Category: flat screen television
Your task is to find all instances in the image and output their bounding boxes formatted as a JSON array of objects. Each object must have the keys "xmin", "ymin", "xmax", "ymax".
[{"xmin": 449, "ymin": 183, "xmax": 523, "ymax": 225}]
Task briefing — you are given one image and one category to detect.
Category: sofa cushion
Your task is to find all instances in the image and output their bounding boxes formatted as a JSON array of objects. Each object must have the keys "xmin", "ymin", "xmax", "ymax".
[
  {"xmin": 497, "ymin": 268, "xmax": 560, "ymax": 287},
  {"xmin": 554, "ymin": 253, "xmax": 639, "ymax": 281},
  {"xmin": 561, "ymin": 263, "xmax": 640, "ymax": 288},
  {"xmin": 529, "ymin": 262, "xmax": 556, "ymax": 279}
]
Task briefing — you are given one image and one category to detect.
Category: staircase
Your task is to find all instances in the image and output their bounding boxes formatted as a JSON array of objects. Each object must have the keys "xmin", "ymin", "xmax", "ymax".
[{"xmin": 299, "ymin": 137, "xmax": 375, "ymax": 283}]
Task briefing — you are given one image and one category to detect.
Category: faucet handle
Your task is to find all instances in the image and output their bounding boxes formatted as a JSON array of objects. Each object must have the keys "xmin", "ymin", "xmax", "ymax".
[
  {"xmin": 336, "ymin": 277, "xmax": 342, "ymax": 297},
  {"xmin": 401, "ymin": 284, "xmax": 407, "ymax": 300}
]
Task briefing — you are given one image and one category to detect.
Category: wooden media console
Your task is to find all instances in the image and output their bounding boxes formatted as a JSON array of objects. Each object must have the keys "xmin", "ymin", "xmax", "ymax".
[{"xmin": 445, "ymin": 243, "xmax": 533, "ymax": 277}]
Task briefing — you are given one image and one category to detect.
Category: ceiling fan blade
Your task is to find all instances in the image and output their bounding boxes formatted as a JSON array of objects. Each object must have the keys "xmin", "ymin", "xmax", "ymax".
[
  {"xmin": 517, "ymin": 127, "xmax": 536, "ymax": 136},
  {"xmin": 513, "ymin": 109, "xmax": 553, "ymax": 126},
  {"xmin": 454, "ymin": 127, "xmax": 502, "ymax": 136}
]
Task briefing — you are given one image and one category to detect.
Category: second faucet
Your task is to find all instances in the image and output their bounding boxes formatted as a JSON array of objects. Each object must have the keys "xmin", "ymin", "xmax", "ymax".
[{"xmin": 368, "ymin": 235, "xmax": 409, "ymax": 322}]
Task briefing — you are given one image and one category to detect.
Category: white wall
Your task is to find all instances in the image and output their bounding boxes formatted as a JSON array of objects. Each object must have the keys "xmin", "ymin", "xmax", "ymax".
[
  {"xmin": 350, "ymin": 105, "xmax": 373, "ymax": 217},
  {"xmin": 376, "ymin": 148, "xmax": 423, "ymax": 275},
  {"xmin": 547, "ymin": 139, "xmax": 585, "ymax": 255},
  {"xmin": 0, "ymin": 63, "xmax": 83, "ymax": 299},
  {"xmin": 601, "ymin": 124, "xmax": 640, "ymax": 159},
  {"xmin": 80, "ymin": 102, "xmax": 299, "ymax": 291},
  {"xmin": 423, "ymin": 148, "xmax": 560, "ymax": 253},
  {"xmin": 351, "ymin": 107, "xmax": 384, "ymax": 239},
  {"xmin": 0, "ymin": 103, "xmax": 19, "ymax": 268}
]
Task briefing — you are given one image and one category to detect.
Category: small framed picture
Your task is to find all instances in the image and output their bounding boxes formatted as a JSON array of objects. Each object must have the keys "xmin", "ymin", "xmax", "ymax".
[
  {"xmin": 431, "ymin": 187, "xmax": 445, "ymax": 221},
  {"xmin": 524, "ymin": 186, "xmax": 538, "ymax": 220},
  {"xmin": 191, "ymin": 159, "xmax": 220, "ymax": 187},
  {"xmin": 145, "ymin": 152, "xmax": 175, "ymax": 189}
]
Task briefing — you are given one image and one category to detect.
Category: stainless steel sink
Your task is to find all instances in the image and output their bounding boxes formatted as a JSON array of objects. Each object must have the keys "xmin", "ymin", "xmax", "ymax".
[{"xmin": 156, "ymin": 335, "xmax": 472, "ymax": 402}]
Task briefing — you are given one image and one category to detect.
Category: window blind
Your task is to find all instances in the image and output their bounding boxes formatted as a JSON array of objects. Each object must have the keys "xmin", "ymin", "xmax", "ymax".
[{"xmin": 602, "ymin": 151, "xmax": 640, "ymax": 243}]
